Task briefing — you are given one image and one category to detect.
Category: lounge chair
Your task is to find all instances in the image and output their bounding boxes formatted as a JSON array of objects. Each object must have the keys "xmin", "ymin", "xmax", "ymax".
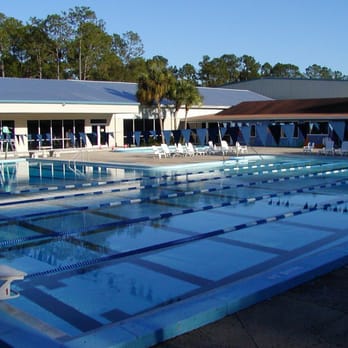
[
  {"xmin": 335, "ymin": 141, "xmax": 348, "ymax": 156},
  {"xmin": 195, "ymin": 146, "xmax": 208, "ymax": 156},
  {"xmin": 221, "ymin": 140, "xmax": 230, "ymax": 155},
  {"xmin": 319, "ymin": 139, "xmax": 335, "ymax": 155},
  {"xmin": 303, "ymin": 142, "xmax": 315, "ymax": 153},
  {"xmin": 161, "ymin": 143, "xmax": 175, "ymax": 157},
  {"xmin": 0, "ymin": 265, "xmax": 26, "ymax": 300},
  {"xmin": 175, "ymin": 143, "xmax": 186, "ymax": 156},
  {"xmin": 186, "ymin": 142, "xmax": 196, "ymax": 156},
  {"xmin": 207, "ymin": 141, "xmax": 217, "ymax": 154},
  {"xmin": 152, "ymin": 145, "xmax": 165, "ymax": 159},
  {"xmin": 236, "ymin": 141, "xmax": 248, "ymax": 155}
]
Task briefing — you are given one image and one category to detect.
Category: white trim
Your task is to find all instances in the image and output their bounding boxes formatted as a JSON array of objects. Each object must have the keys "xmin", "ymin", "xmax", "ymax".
[
  {"xmin": 0, "ymin": 103, "xmax": 139, "ymax": 114},
  {"xmin": 115, "ymin": 113, "xmax": 141, "ymax": 119}
]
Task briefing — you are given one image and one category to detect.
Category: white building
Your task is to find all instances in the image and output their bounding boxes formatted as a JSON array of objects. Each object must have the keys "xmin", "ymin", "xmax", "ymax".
[{"xmin": 0, "ymin": 78, "xmax": 270, "ymax": 153}]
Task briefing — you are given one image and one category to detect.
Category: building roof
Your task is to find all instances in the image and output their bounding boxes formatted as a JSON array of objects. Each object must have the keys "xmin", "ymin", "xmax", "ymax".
[
  {"xmin": 223, "ymin": 78, "xmax": 348, "ymax": 100},
  {"xmin": 0, "ymin": 78, "xmax": 139, "ymax": 105},
  {"xmin": 219, "ymin": 97, "xmax": 348, "ymax": 115},
  {"xmin": 190, "ymin": 97, "xmax": 348, "ymax": 122},
  {"xmin": 196, "ymin": 87, "xmax": 271, "ymax": 107},
  {"xmin": 0, "ymin": 78, "xmax": 270, "ymax": 107}
]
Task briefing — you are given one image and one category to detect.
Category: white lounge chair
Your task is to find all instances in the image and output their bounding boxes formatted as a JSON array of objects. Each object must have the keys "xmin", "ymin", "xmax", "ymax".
[
  {"xmin": 303, "ymin": 142, "xmax": 315, "ymax": 153},
  {"xmin": 221, "ymin": 140, "xmax": 230, "ymax": 155},
  {"xmin": 175, "ymin": 143, "xmax": 186, "ymax": 156},
  {"xmin": 236, "ymin": 141, "xmax": 248, "ymax": 155},
  {"xmin": 207, "ymin": 141, "xmax": 216, "ymax": 155},
  {"xmin": 319, "ymin": 139, "xmax": 335, "ymax": 155},
  {"xmin": 335, "ymin": 141, "xmax": 348, "ymax": 156},
  {"xmin": 186, "ymin": 142, "xmax": 196, "ymax": 156},
  {"xmin": 195, "ymin": 146, "xmax": 208, "ymax": 156},
  {"xmin": 0, "ymin": 265, "xmax": 26, "ymax": 300},
  {"xmin": 152, "ymin": 145, "xmax": 165, "ymax": 159},
  {"xmin": 161, "ymin": 143, "xmax": 175, "ymax": 157}
]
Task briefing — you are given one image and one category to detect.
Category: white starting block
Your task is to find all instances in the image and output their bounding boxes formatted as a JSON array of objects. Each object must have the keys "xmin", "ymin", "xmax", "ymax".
[{"xmin": 0, "ymin": 265, "xmax": 26, "ymax": 300}]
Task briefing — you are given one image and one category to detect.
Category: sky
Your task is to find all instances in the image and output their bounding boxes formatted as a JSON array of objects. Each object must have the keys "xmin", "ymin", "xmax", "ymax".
[{"xmin": 1, "ymin": 0, "xmax": 347, "ymax": 75}]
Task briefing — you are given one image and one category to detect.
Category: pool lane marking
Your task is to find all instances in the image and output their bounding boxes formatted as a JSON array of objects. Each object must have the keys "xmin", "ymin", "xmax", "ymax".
[
  {"xmin": 2, "ymin": 177, "xmax": 348, "ymax": 250},
  {"xmin": 24, "ymin": 195, "xmax": 348, "ymax": 280},
  {"xmin": 1, "ymin": 161, "xmax": 347, "ymax": 208},
  {"xmin": 5, "ymin": 159, "xmax": 324, "ymax": 196}
]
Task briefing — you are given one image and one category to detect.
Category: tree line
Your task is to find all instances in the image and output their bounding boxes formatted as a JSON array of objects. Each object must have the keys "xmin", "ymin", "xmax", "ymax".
[{"xmin": 0, "ymin": 6, "xmax": 347, "ymax": 85}]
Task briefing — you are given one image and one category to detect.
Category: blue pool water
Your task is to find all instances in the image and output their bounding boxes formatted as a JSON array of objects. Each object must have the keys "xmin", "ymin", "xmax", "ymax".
[{"xmin": 1, "ymin": 155, "xmax": 348, "ymax": 347}]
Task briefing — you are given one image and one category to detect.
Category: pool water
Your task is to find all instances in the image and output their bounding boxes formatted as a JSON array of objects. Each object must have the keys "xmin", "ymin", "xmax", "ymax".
[{"xmin": 1, "ymin": 155, "xmax": 348, "ymax": 346}]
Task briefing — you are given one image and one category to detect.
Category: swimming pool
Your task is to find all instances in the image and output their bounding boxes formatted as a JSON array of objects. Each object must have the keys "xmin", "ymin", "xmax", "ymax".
[{"xmin": 1, "ymin": 155, "xmax": 348, "ymax": 347}]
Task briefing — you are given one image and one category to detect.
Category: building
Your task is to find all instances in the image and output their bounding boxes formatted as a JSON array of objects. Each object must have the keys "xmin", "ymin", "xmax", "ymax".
[
  {"xmin": 189, "ymin": 97, "xmax": 348, "ymax": 147},
  {"xmin": 0, "ymin": 78, "xmax": 270, "ymax": 154},
  {"xmin": 187, "ymin": 79, "xmax": 348, "ymax": 148}
]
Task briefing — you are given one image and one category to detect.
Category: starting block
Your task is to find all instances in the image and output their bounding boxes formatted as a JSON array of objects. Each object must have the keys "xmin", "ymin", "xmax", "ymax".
[{"xmin": 0, "ymin": 265, "xmax": 26, "ymax": 300}]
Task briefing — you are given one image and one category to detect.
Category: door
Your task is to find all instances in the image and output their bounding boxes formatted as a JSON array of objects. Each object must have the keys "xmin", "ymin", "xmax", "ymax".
[{"xmin": 91, "ymin": 124, "xmax": 107, "ymax": 147}]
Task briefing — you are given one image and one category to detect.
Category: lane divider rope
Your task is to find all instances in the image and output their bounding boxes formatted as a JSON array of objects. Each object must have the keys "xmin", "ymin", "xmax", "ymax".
[
  {"xmin": 1, "ymin": 161, "xmax": 346, "ymax": 209},
  {"xmin": 4, "ymin": 158, "xmax": 321, "ymax": 196},
  {"xmin": 2, "ymin": 177, "xmax": 348, "ymax": 251}
]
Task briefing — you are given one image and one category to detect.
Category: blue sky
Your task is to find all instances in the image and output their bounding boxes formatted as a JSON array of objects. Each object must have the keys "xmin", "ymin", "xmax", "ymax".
[{"xmin": 1, "ymin": 0, "xmax": 347, "ymax": 75}]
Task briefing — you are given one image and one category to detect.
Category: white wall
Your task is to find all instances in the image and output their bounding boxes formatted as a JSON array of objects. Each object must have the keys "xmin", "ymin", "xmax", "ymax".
[{"xmin": 1, "ymin": 103, "xmax": 222, "ymax": 150}]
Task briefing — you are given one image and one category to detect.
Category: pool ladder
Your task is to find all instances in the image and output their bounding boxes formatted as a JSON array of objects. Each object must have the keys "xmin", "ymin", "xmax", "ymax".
[
  {"xmin": 250, "ymin": 146, "xmax": 264, "ymax": 160},
  {"xmin": 67, "ymin": 162, "xmax": 85, "ymax": 177},
  {"xmin": 67, "ymin": 150, "xmax": 88, "ymax": 177}
]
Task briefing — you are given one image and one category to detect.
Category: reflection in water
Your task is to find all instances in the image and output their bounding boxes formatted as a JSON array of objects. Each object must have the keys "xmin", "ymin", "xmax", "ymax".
[{"xmin": 0, "ymin": 160, "xmax": 134, "ymax": 191}]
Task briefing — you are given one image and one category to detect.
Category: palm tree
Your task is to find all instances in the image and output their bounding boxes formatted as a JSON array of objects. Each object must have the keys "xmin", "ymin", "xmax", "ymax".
[
  {"xmin": 168, "ymin": 79, "xmax": 202, "ymax": 129},
  {"xmin": 182, "ymin": 82, "xmax": 203, "ymax": 129},
  {"xmin": 168, "ymin": 79, "xmax": 186, "ymax": 130},
  {"xmin": 136, "ymin": 56, "xmax": 174, "ymax": 143}
]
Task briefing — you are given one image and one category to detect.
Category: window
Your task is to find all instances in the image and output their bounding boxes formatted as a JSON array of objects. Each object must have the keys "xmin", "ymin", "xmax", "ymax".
[
  {"xmin": 27, "ymin": 120, "xmax": 39, "ymax": 150},
  {"xmin": 281, "ymin": 126, "xmax": 287, "ymax": 138},
  {"xmin": 52, "ymin": 120, "xmax": 63, "ymax": 149},
  {"xmin": 27, "ymin": 119, "xmax": 85, "ymax": 149},
  {"xmin": 40, "ymin": 120, "xmax": 51, "ymax": 146},
  {"xmin": 250, "ymin": 124, "xmax": 256, "ymax": 137},
  {"xmin": 294, "ymin": 124, "xmax": 299, "ymax": 138},
  {"xmin": 1, "ymin": 120, "xmax": 15, "ymax": 152}
]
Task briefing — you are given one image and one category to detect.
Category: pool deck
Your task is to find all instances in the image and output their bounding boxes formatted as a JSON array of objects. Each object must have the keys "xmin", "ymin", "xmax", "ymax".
[
  {"xmin": 1, "ymin": 146, "xmax": 348, "ymax": 348},
  {"xmin": 54, "ymin": 145, "xmax": 306, "ymax": 166},
  {"xmin": 154, "ymin": 266, "xmax": 348, "ymax": 348}
]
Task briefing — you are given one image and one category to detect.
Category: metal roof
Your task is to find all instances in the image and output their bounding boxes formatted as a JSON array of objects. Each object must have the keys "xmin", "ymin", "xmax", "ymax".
[
  {"xmin": 0, "ymin": 78, "xmax": 271, "ymax": 107},
  {"xmin": 189, "ymin": 97, "xmax": 348, "ymax": 122},
  {"xmin": 0, "ymin": 78, "xmax": 139, "ymax": 104},
  {"xmin": 218, "ymin": 97, "xmax": 348, "ymax": 115},
  {"xmin": 223, "ymin": 78, "xmax": 348, "ymax": 100},
  {"xmin": 196, "ymin": 87, "xmax": 271, "ymax": 107}
]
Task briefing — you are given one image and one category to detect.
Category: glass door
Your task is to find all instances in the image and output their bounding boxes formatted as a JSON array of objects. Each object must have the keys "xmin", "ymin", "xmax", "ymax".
[{"xmin": 91, "ymin": 124, "xmax": 107, "ymax": 147}]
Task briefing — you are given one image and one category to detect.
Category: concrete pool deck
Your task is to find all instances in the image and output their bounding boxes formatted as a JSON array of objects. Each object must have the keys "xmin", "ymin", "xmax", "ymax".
[
  {"xmin": 1, "ymin": 146, "xmax": 348, "ymax": 348},
  {"xmin": 154, "ymin": 265, "xmax": 348, "ymax": 348},
  {"xmin": 55, "ymin": 145, "xmax": 306, "ymax": 166}
]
